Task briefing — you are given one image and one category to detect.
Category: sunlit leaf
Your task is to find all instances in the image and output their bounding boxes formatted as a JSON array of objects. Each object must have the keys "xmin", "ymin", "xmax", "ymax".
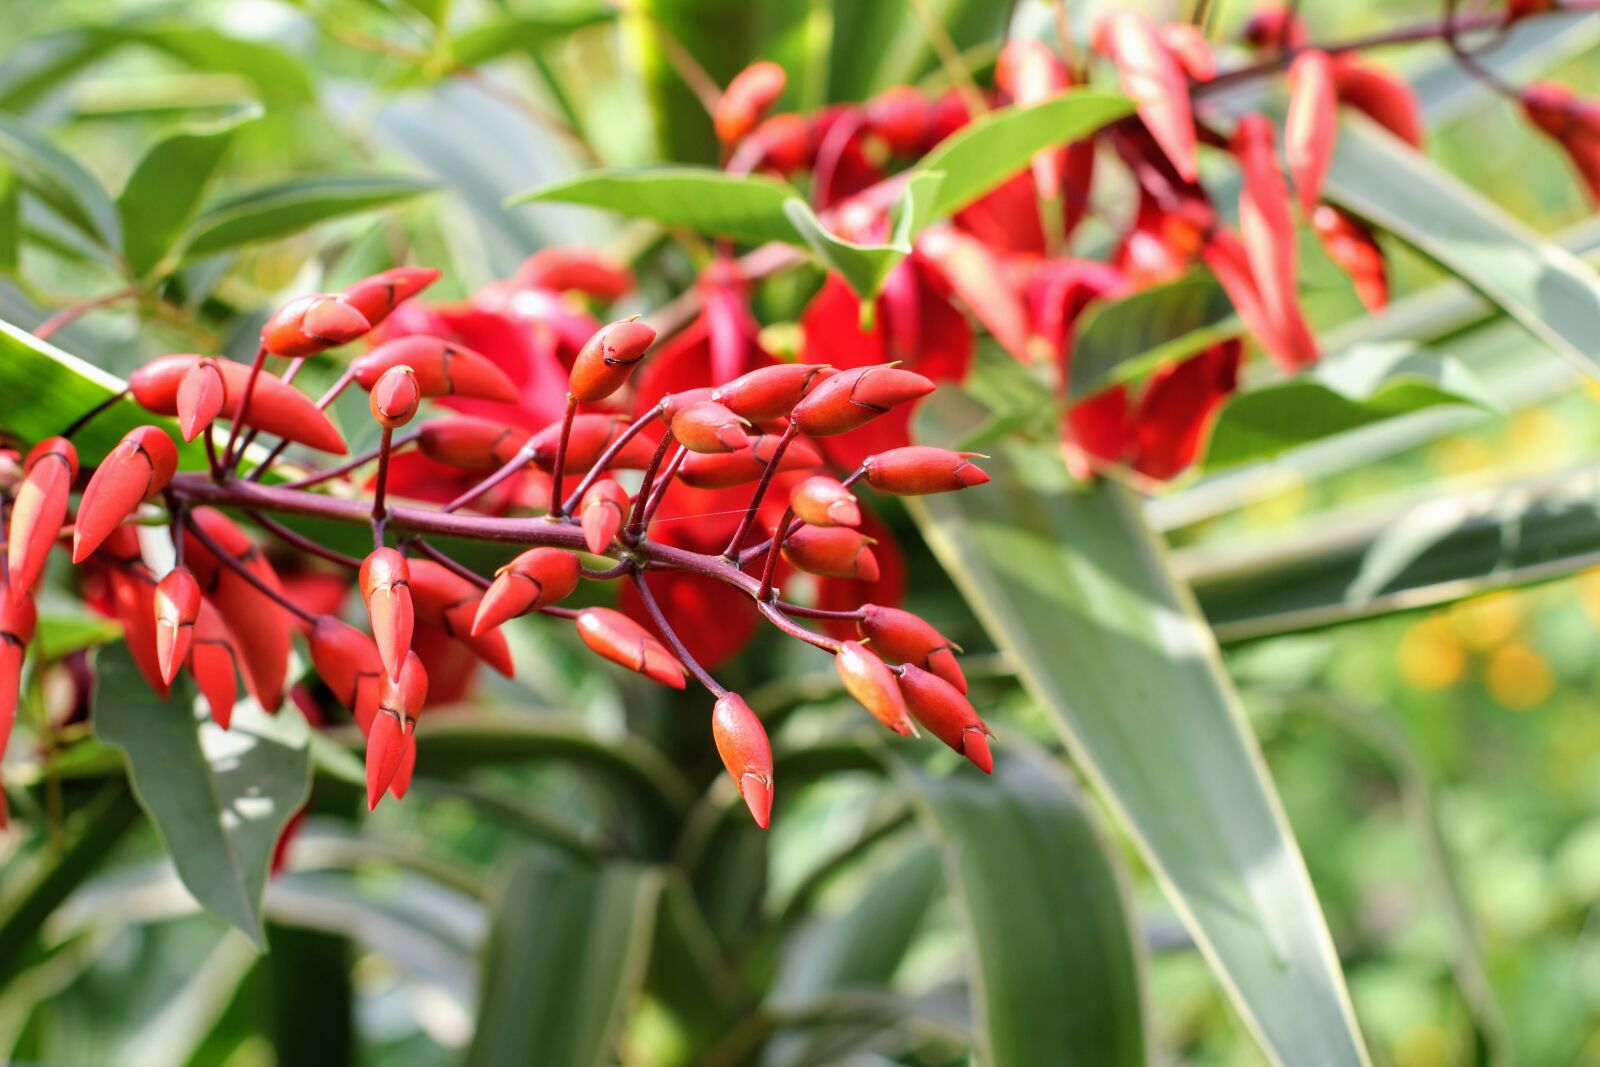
[
  {"xmin": 179, "ymin": 175, "xmax": 436, "ymax": 262},
  {"xmin": 512, "ymin": 168, "xmax": 801, "ymax": 246},
  {"xmin": 1069, "ymin": 274, "xmax": 1237, "ymax": 400}
]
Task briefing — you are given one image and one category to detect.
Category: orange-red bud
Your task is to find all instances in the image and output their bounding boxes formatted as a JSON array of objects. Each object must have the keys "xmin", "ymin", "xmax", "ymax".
[
  {"xmin": 711, "ymin": 693, "xmax": 773, "ymax": 829},
  {"xmin": 858, "ymin": 604, "xmax": 966, "ymax": 693},
  {"xmin": 1311, "ymin": 206, "xmax": 1389, "ymax": 312},
  {"xmin": 360, "ymin": 548, "xmax": 413, "ymax": 683},
  {"xmin": 569, "ymin": 319, "xmax": 656, "ymax": 403},
  {"xmin": 417, "ymin": 417, "xmax": 529, "ymax": 470},
  {"xmin": 579, "ymin": 481, "xmax": 630, "ymax": 554},
  {"xmin": 750, "ymin": 113, "xmax": 811, "ymax": 173},
  {"xmin": 352, "ymin": 336, "xmax": 518, "ymax": 403},
  {"xmin": 471, "ymin": 548, "xmax": 581, "ymax": 635},
  {"xmin": 369, "ymin": 365, "xmax": 421, "ymax": 429},
  {"xmin": 670, "ymin": 400, "xmax": 750, "ymax": 454},
  {"xmin": 72, "ymin": 426, "xmax": 179, "ymax": 563},
  {"xmin": 791, "ymin": 365, "xmax": 935, "ymax": 437},
  {"xmin": 1240, "ymin": 4, "xmax": 1306, "ymax": 51},
  {"xmin": 781, "ymin": 526, "xmax": 879, "ymax": 582},
  {"xmin": 715, "ymin": 60, "xmax": 788, "ymax": 144},
  {"xmin": 177, "ymin": 359, "xmax": 226, "ymax": 442},
  {"xmin": 1332, "ymin": 56, "xmax": 1424, "ymax": 149},
  {"xmin": 7, "ymin": 437, "xmax": 77, "ymax": 597},
  {"xmin": 515, "ymin": 249, "xmax": 633, "ymax": 302},
  {"xmin": 529, "ymin": 415, "xmax": 656, "ymax": 473},
  {"xmin": 190, "ymin": 599, "xmax": 240, "ymax": 728},
  {"xmin": 367, "ymin": 650, "xmax": 427, "ymax": 809},
  {"xmin": 1286, "ymin": 51, "xmax": 1338, "ymax": 215},
  {"xmin": 866, "ymin": 86, "xmax": 930, "ymax": 156},
  {"xmin": 574, "ymin": 607, "xmax": 686, "ymax": 689},
  {"xmin": 898, "ymin": 664, "xmax": 992, "ymax": 773},
  {"xmin": 154, "ymin": 566, "xmax": 201, "ymax": 686},
  {"xmin": 789, "ymin": 476, "xmax": 860, "ymax": 527},
  {"xmin": 835, "ymin": 641, "xmax": 915, "ymax": 735},
  {"xmin": 309, "ymin": 615, "xmax": 384, "ymax": 733},
  {"xmin": 182, "ymin": 509, "xmax": 291, "ymax": 711},
  {"xmin": 129, "ymin": 354, "xmax": 347, "ymax": 454},
  {"xmin": 262, "ymin": 294, "xmax": 371, "ymax": 358},
  {"xmin": 407, "ymin": 560, "xmax": 514, "ymax": 677},
  {"xmin": 710, "ymin": 364, "xmax": 834, "ymax": 422},
  {"xmin": 0, "ymin": 584, "xmax": 36, "ymax": 748},
  {"xmin": 679, "ymin": 435, "xmax": 824, "ymax": 489},
  {"xmin": 106, "ymin": 558, "xmax": 169, "ymax": 696},
  {"xmin": 862, "ymin": 446, "xmax": 989, "ymax": 495},
  {"xmin": 340, "ymin": 267, "xmax": 441, "ymax": 327}
]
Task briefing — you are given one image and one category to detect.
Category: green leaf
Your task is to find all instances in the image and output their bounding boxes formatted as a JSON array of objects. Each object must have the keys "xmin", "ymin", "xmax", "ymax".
[
  {"xmin": 1069, "ymin": 274, "xmax": 1238, "ymax": 400},
  {"xmin": 827, "ymin": 0, "xmax": 1008, "ymax": 100},
  {"xmin": 35, "ymin": 611, "xmax": 122, "ymax": 659},
  {"xmin": 0, "ymin": 160, "xmax": 17, "ymax": 274},
  {"xmin": 452, "ymin": 7, "xmax": 616, "ymax": 67},
  {"xmin": 1324, "ymin": 117, "xmax": 1600, "ymax": 381},
  {"xmin": 917, "ymin": 91, "xmax": 1134, "ymax": 222},
  {"xmin": 887, "ymin": 743, "xmax": 1148, "ymax": 1067},
  {"xmin": 93, "ymin": 644, "xmax": 312, "ymax": 947},
  {"xmin": 1202, "ymin": 343, "xmax": 1496, "ymax": 472},
  {"xmin": 467, "ymin": 852, "xmax": 660, "ymax": 1067},
  {"xmin": 117, "ymin": 106, "xmax": 261, "ymax": 279},
  {"xmin": 909, "ymin": 390, "xmax": 1370, "ymax": 1067},
  {"xmin": 512, "ymin": 168, "xmax": 801, "ymax": 246},
  {"xmin": 109, "ymin": 25, "xmax": 315, "ymax": 108},
  {"xmin": 782, "ymin": 170, "xmax": 944, "ymax": 299},
  {"xmin": 0, "ymin": 113, "xmax": 119, "ymax": 249},
  {"xmin": 179, "ymin": 175, "xmax": 435, "ymax": 262}
]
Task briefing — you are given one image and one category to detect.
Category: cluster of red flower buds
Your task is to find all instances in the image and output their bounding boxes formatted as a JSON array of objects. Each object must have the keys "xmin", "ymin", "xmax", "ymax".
[{"xmin": 2, "ymin": 264, "xmax": 993, "ymax": 831}]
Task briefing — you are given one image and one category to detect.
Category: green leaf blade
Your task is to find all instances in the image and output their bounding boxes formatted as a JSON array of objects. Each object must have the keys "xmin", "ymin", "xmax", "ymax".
[
  {"xmin": 511, "ymin": 168, "xmax": 803, "ymax": 246},
  {"xmin": 180, "ymin": 174, "xmax": 436, "ymax": 263},
  {"xmin": 0, "ymin": 113, "xmax": 120, "ymax": 250},
  {"xmin": 1070, "ymin": 274, "xmax": 1238, "ymax": 400}
]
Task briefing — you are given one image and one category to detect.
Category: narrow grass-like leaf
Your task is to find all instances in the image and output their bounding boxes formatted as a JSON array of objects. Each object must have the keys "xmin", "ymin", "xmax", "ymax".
[
  {"xmin": 179, "ymin": 175, "xmax": 436, "ymax": 262},
  {"xmin": 0, "ymin": 113, "xmax": 119, "ymax": 249},
  {"xmin": 512, "ymin": 169, "xmax": 802, "ymax": 246}
]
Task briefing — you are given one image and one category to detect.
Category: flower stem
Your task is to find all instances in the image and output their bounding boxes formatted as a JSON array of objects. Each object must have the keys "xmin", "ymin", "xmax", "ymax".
[
  {"xmin": 630, "ymin": 573, "xmax": 726, "ymax": 696},
  {"xmin": 723, "ymin": 421, "xmax": 797, "ymax": 561}
]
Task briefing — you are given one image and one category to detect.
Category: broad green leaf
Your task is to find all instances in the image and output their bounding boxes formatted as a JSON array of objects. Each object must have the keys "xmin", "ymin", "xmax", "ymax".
[
  {"xmin": 909, "ymin": 390, "xmax": 1370, "ymax": 1067},
  {"xmin": 1183, "ymin": 463, "xmax": 1600, "ymax": 644},
  {"xmin": 513, "ymin": 169, "xmax": 801, "ymax": 246},
  {"xmin": 1202, "ymin": 343, "xmax": 1496, "ymax": 472},
  {"xmin": 93, "ymin": 644, "xmax": 313, "ymax": 946},
  {"xmin": 35, "ymin": 612, "xmax": 122, "ymax": 659},
  {"xmin": 1070, "ymin": 274, "xmax": 1238, "ymax": 400},
  {"xmin": 887, "ymin": 744, "xmax": 1148, "ymax": 1067},
  {"xmin": 1324, "ymin": 117, "xmax": 1600, "ymax": 381},
  {"xmin": 110, "ymin": 26, "xmax": 315, "ymax": 107},
  {"xmin": 467, "ymin": 851, "xmax": 660, "ymax": 1067},
  {"xmin": 0, "ymin": 161, "xmax": 17, "ymax": 273},
  {"xmin": 452, "ymin": 7, "xmax": 616, "ymax": 67},
  {"xmin": 918, "ymin": 91, "xmax": 1134, "ymax": 222},
  {"xmin": 0, "ymin": 29, "xmax": 119, "ymax": 112},
  {"xmin": 0, "ymin": 113, "xmax": 119, "ymax": 249},
  {"xmin": 782, "ymin": 171, "xmax": 944, "ymax": 299},
  {"xmin": 117, "ymin": 106, "xmax": 261, "ymax": 279},
  {"xmin": 179, "ymin": 175, "xmax": 435, "ymax": 262}
]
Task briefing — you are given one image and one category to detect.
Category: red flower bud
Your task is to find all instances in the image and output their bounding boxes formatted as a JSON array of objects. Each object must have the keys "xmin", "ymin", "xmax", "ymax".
[
  {"xmin": 679, "ymin": 435, "xmax": 824, "ymax": 489},
  {"xmin": 790, "ymin": 476, "xmax": 860, "ymax": 527},
  {"xmin": 369, "ymin": 365, "xmax": 421, "ymax": 429},
  {"xmin": 710, "ymin": 364, "xmax": 834, "ymax": 422},
  {"xmin": 1240, "ymin": 4, "xmax": 1307, "ymax": 50},
  {"xmin": 750, "ymin": 113, "xmax": 812, "ymax": 173},
  {"xmin": 580, "ymin": 481, "xmax": 630, "ymax": 555},
  {"xmin": 129, "ymin": 354, "xmax": 347, "ymax": 454},
  {"xmin": 791, "ymin": 365, "xmax": 935, "ymax": 437},
  {"xmin": 367, "ymin": 650, "xmax": 427, "ymax": 809},
  {"xmin": 865, "ymin": 86, "xmax": 930, "ymax": 156},
  {"xmin": 781, "ymin": 526, "xmax": 879, "ymax": 581},
  {"xmin": 835, "ymin": 641, "xmax": 915, "ymax": 735},
  {"xmin": 0, "ymin": 584, "xmax": 36, "ymax": 747},
  {"xmin": 862, "ymin": 446, "xmax": 989, "ymax": 495},
  {"xmin": 1233, "ymin": 114, "xmax": 1319, "ymax": 372},
  {"xmin": 154, "ymin": 566, "xmax": 201, "ymax": 686},
  {"xmin": 309, "ymin": 615, "xmax": 384, "ymax": 732},
  {"xmin": 182, "ymin": 509, "xmax": 291, "ymax": 711},
  {"xmin": 1332, "ymin": 56, "xmax": 1424, "ymax": 149},
  {"xmin": 1286, "ymin": 50, "xmax": 1338, "ymax": 214},
  {"xmin": 1521, "ymin": 82, "xmax": 1600, "ymax": 204},
  {"xmin": 107, "ymin": 558, "xmax": 169, "ymax": 696},
  {"xmin": 360, "ymin": 548, "xmax": 413, "ymax": 683},
  {"xmin": 569, "ymin": 318, "xmax": 656, "ymax": 403},
  {"xmin": 177, "ymin": 358, "xmax": 226, "ymax": 442},
  {"xmin": 996, "ymin": 39, "xmax": 1071, "ymax": 199},
  {"xmin": 1093, "ymin": 9, "xmax": 1198, "ymax": 182},
  {"xmin": 190, "ymin": 599, "xmax": 240, "ymax": 729},
  {"xmin": 1311, "ymin": 206, "xmax": 1388, "ymax": 312},
  {"xmin": 1157, "ymin": 23, "xmax": 1216, "ymax": 82},
  {"xmin": 352, "ymin": 336, "xmax": 518, "ymax": 403},
  {"xmin": 407, "ymin": 559, "xmax": 514, "ymax": 677},
  {"xmin": 711, "ymin": 693, "xmax": 773, "ymax": 829},
  {"xmin": 1506, "ymin": 0, "xmax": 1556, "ymax": 23},
  {"xmin": 715, "ymin": 60, "xmax": 787, "ymax": 144},
  {"xmin": 340, "ymin": 266, "xmax": 441, "ymax": 327},
  {"xmin": 657, "ymin": 388, "xmax": 718, "ymax": 425},
  {"xmin": 262, "ymin": 294, "xmax": 371, "ymax": 358},
  {"xmin": 472, "ymin": 548, "xmax": 581, "ymax": 635},
  {"xmin": 858, "ymin": 604, "xmax": 966, "ymax": 693},
  {"xmin": 575, "ymin": 607, "xmax": 686, "ymax": 689},
  {"xmin": 670, "ymin": 400, "xmax": 751, "ymax": 454},
  {"xmin": 7, "ymin": 437, "xmax": 77, "ymax": 597},
  {"xmin": 898, "ymin": 664, "xmax": 992, "ymax": 773},
  {"xmin": 514, "ymin": 248, "xmax": 633, "ymax": 302},
  {"xmin": 530, "ymin": 415, "xmax": 656, "ymax": 473},
  {"xmin": 72, "ymin": 426, "xmax": 179, "ymax": 563},
  {"xmin": 417, "ymin": 417, "xmax": 530, "ymax": 470}
]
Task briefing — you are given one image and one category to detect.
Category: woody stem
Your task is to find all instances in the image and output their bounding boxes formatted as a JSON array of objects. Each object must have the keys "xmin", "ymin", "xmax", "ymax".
[
  {"xmin": 756, "ymin": 506, "xmax": 792, "ymax": 601},
  {"xmin": 630, "ymin": 573, "xmax": 726, "ymax": 696},
  {"xmin": 627, "ymin": 434, "xmax": 676, "ymax": 541},
  {"xmin": 222, "ymin": 344, "xmax": 269, "ymax": 473},
  {"xmin": 277, "ymin": 430, "xmax": 421, "ymax": 490},
  {"xmin": 370, "ymin": 427, "xmax": 394, "ymax": 544},
  {"xmin": 562, "ymin": 408, "xmax": 660, "ymax": 514},
  {"xmin": 180, "ymin": 511, "xmax": 315, "ymax": 625},
  {"xmin": 247, "ymin": 366, "xmax": 357, "ymax": 483},
  {"xmin": 722, "ymin": 421, "xmax": 797, "ymax": 561},
  {"xmin": 638, "ymin": 445, "xmax": 686, "ymax": 530},
  {"xmin": 547, "ymin": 395, "xmax": 579, "ymax": 518}
]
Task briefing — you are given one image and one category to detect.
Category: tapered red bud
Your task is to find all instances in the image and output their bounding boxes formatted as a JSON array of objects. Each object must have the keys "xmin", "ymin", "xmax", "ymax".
[
  {"xmin": 866, "ymin": 86, "xmax": 930, "ymax": 156},
  {"xmin": 472, "ymin": 548, "xmax": 581, "ymax": 635},
  {"xmin": 781, "ymin": 526, "xmax": 879, "ymax": 581},
  {"xmin": 715, "ymin": 60, "xmax": 787, "ymax": 144},
  {"xmin": 177, "ymin": 359, "xmax": 226, "ymax": 442},
  {"xmin": 862, "ymin": 446, "xmax": 990, "ymax": 495},
  {"xmin": 579, "ymin": 481, "xmax": 629, "ymax": 554},
  {"xmin": 515, "ymin": 248, "xmax": 634, "ymax": 302},
  {"xmin": 129, "ymin": 354, "xmax": 347, "ymax": 454},
  {"xmin": 995, "ymin": 39, "xmax": 1071, "ymax": 199},
  {"xmin": 7, "ymin": 437, "xmax": 77, "ymax": 598},
  {"xmin": 1157, "ymin": 23, "xmax": 1216, "ymax": 82},
  {"xmin": 340, "ymin": 266, "xmax": 441, "ymax": 327},
  {"xmin": 711, "ymin": 364, "xmax": 834, "ymax": 422},
  {"xmin": 360, "ymin": 548, "xmax": 413, "ymax": 682},
  {"xmin": 389, "ymin": 733, "xmax": 418, "ymax": 798},
  {"xmin": 898, "ymin": 664, "xmax": 992, "ymax": 773},
  {"xmin": 791, "ymin": 365, "xmax": 936, "ymax": 437},
  {"xmin": 367, "ymin": 650, "xmax": 427, "ymax": 809},
  {"xmin": 574, "ymin": 607, "xmax": 686, "ymax": 689},
  {"xmin": 309, "ymin": 615, "xmax": 385, "ymax": 732},
  {"xmin": 0, "ymin": 585, "xmax": 37, "ymax": 746},
  {"xmin": 72, "ymin": 426, "xmax": 179, "ymax": 563},
  {"xmin": 1312, "ymin": 206, "xmax": 1389, "ymax": 312},
  {"xmin": 711, "ymin": 693, "xmax": 773, "ymax": 829},
  {"xmin": 858, "ymin": 604, "xmax": 966, "ymax": 693},
  {"xmin": 1093, "ymin": 9, "xmax": 1198, "ymax": 182},
  {"xmin": 153, "ymin": 567, "xmax": 201, "ymax": 686},
  {"xmin": 407, "ymin": 560, "xmax": 514, "ymax": 677},
  {"xmin": 750, "ymin": 113, "xmax": 811, "ymax": 173},
  {"xmin": 107, "ymin": 561, "xmax": 169, "ymax": 696},
  {"xmin": 181, "ymin": 509, "xmax": 291, "ymax": 711},
  {"xmin": 790, "ymin": 476, "xmax": 860, "ymax": 527},
  {"xmin": 418, "ymin": 417, "xmax": 530, "ymax": 470},
  {"xmin": 190, "ymin": 600, "xmax": 240, "ymax": 728},
  {"xmin": 679, "ymin": 435, "xmax": 824, "ymax": 489},
  {"xmin": 670, "ymin": 401, "xmax": 750, "ymax": 454},
  {"xmin": 1331, "ymin": 57, "xmax": 1424, "ymax": 149},
  {"xmin": 369, "ymin": 365, "xmax": 421, "ymax": 429},
  {"xmin": 530, "ymin": 415, "xmax": 655, "ymax": 473},
  {"xmin": 569, "ymin": 319, "xmax": 656, "ymax": 403},
  {"xmin": 352, "ymin": 336, "xmax": 518, "ymax": 403},
  {"xmin": 835, "ymin": 641, "xmax": 915, "ymax": 735},
  {"xmin": 657, "ymin": 388, "xmax": 717, "ymax": 425},
  {"xmin": 262, "ymin": 294, "xmax": 371, "ymax": 358},
  {"xmin": 1240, "ymin": 3, "xmax": 1306, "ymax": 50},
  {"xmin": 1286, "ymin": 50, "xmax": 1338, "ymax": 215}
]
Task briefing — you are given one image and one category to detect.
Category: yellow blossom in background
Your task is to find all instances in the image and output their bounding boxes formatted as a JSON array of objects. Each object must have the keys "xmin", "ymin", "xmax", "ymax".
[
  {"xmin": 1398, "ymin": 616, "xmax": 1467, "ymax": 691},
  {"xmin": 1485, "ymin": 642, "xmax": 1555, "ymax": 711},
  {"xmin": 1428, "ymin": 436, "xmax": 1496, "ymax": 478},
  {"xmin": 1577, "ymin": 568, "xmax": 1600, "ymax": 629},
  {"xmin": 1449, "ymin": 590, "xmax": 1523, "ymax": 650},
  {"xmin": 1506, "ymin": 407, "xmax": 1569, "ymax": 469},
  {"xmin": 1391, "ymin": 1022, "xmax": 1451, "ymax": 1067}
]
